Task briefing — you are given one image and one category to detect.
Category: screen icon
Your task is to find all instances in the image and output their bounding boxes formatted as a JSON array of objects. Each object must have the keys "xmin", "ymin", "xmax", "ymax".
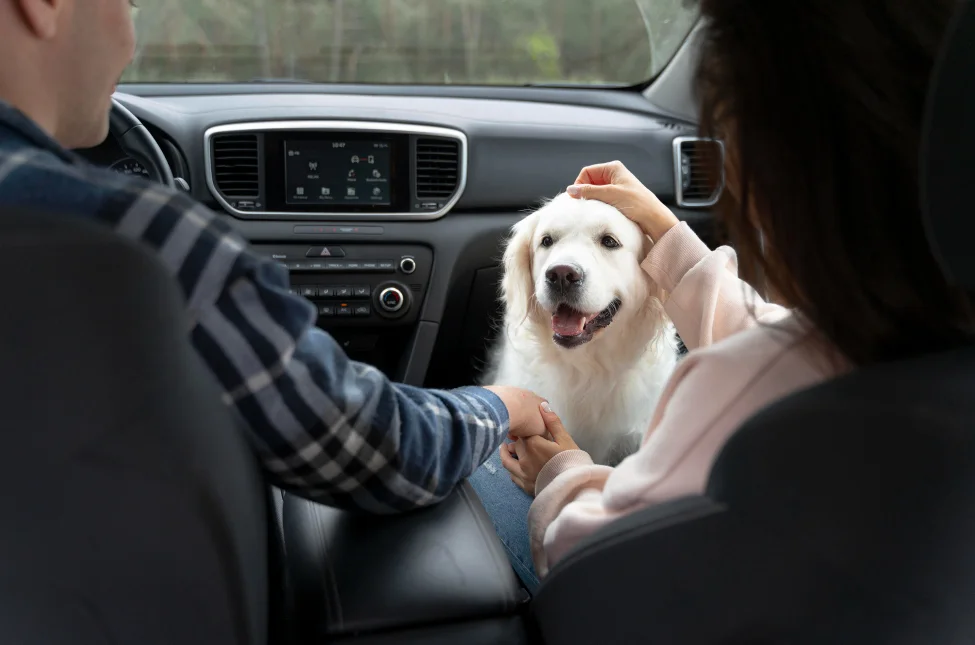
[
  {"xmin": 347, "ymin": 187, "xmax": 356, "ymax": 196},
  {"xmin": 351, "ymin": 155, "xmax": 360, "ymax": 163},
  {"xmin": 295, "ymin": 187, "xmax": 305, "ymax": 196},
  {"xmin": 321, "ymin": 187, "xmax": 330, "ymax": 196},
  {"xmin": 372, "ymin": 169, "xmax": 381, "ymax": 178},
  {"xmin": 348, "ymin": 169, "xmax": 356, "ymax": 178},
  {"xmin": 372, "ymin": 187, "xmax": 381, "ymax": 196},
  {"xmin": 367, "ymin": 155, "xmax": 375, "ymax": 164},
  {"xmin": 308, "ymin": 161, "xmax": 318, "ymax": 171}
]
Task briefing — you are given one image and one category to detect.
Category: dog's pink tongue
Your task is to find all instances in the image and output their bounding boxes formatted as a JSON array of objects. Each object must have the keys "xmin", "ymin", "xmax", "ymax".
[{"xmin": 552, "ymin": 307, "xmax": 587, "ymax": 336}]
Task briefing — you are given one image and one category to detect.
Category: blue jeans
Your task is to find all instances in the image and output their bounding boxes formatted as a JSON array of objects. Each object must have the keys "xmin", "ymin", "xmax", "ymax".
[{"xmin": 468, "ymin": 449, "xmax": 540, "ymax": 593}]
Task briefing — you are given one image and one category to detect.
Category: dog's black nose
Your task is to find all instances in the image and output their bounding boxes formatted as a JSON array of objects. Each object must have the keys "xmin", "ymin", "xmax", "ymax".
[{"xmin": 545, "ymin": 264, "xmax": 584, "ymax": 289}]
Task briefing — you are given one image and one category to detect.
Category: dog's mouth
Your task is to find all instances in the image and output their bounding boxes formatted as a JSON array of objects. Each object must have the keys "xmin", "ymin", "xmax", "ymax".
[{"xmin": 551, "ymin": 298, "xmax": 622, "ymax": 349}]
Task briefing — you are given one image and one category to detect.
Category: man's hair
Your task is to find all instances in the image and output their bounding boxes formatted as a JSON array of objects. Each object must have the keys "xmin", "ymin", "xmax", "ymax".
[{"xmin": 694, "ymin": 0, "xmax": 975, "ymax": 367}]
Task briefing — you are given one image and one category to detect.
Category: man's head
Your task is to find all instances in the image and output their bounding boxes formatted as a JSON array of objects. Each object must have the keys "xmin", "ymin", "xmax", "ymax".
[{"xmin": 0, "ymin": 0, "xmax": 135, "ymax": 148}]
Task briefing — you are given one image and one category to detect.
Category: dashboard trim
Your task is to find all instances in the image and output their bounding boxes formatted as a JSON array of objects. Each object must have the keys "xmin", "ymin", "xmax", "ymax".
[{"xmin": 203, "ymin": 120, "xmax": 469, "ymax": 221}]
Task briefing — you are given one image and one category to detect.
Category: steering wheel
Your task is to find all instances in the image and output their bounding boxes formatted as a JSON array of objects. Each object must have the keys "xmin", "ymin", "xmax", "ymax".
[{"xmin": 109, "ymin": 97, "xmax": 175, "ymax": 188}]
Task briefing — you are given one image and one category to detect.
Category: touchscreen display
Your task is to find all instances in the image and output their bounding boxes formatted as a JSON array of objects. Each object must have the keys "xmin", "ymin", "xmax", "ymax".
[{"xmin": 284, "ymin": 139, "xmax": 392, "ymax": 206}]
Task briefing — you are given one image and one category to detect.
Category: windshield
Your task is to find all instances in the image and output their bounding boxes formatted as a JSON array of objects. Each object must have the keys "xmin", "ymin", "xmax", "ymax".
[{"xmin": 122, "ymin": 0, "xmax": 698, "ymax": 87}]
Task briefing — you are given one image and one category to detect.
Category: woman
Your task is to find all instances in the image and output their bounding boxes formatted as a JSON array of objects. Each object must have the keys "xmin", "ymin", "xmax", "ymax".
[{"xmin": 470, "ymin": 0, "xmax": 975, "ymax": 591}]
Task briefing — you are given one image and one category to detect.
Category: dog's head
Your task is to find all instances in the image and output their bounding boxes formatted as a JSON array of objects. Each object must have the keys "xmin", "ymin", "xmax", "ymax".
[{"xmin": 502, "ymin": 193, "xmax": 664, "ymax": 349}]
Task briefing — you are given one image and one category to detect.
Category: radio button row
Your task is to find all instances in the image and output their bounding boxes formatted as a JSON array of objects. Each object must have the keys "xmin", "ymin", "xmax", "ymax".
[{"xmin": 287, "ymin": 260, "xmax": 396, "ymax": 273}]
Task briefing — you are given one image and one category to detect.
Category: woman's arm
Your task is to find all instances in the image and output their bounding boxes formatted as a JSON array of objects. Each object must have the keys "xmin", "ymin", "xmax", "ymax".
[
  {"xmin": 568, "ymin": 161, "xmax": 789, "ymax": 350},
  {"xmin": 528, "ymin": 323, "xmax": 819, "ymax": 576},
  {"xmin": 643, "ymin": 222, "xmax": 789, "ymax": 350}
]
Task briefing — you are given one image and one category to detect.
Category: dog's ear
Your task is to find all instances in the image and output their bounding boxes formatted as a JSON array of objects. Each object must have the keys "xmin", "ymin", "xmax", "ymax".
[{"xmin": 500, "ymin": 212, "xmax": 539, "ymax": 323}]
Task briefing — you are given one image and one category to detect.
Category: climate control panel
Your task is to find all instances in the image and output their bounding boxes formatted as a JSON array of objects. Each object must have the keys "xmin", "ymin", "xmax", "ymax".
[{"xmin": 252, "ymin": 242, "xmax": 432, "ymax": 327}]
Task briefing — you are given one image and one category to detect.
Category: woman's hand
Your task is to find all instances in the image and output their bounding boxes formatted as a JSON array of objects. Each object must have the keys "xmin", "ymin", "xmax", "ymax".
[
  {"xmin": 482, "ymin": 385, "xmax": 549, "ymax": 438},
  {"xmin": 566, "ymin": 160, "xmax": 680, "ymax": 243},
  {"xmin": 501, "ymin": 402, "xmax": 580, "ymax": 495}
]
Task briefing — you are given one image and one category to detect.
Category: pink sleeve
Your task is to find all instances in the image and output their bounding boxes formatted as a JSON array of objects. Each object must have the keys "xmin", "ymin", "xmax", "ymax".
[{"xmin": 641, "ymin": 222, "xmax": 789, "ymax": 350}]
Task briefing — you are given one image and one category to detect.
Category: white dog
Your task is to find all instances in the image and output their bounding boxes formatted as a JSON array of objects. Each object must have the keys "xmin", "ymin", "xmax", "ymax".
[{"xmin": 483, "ymin": 193, "xmax": 679, "ymax": 466}]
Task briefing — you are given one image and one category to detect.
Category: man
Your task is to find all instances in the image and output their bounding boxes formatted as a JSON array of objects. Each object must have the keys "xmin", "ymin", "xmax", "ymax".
[{"xmin": 0, "ymin": 0, "xmax": 547, "ymax": 512}]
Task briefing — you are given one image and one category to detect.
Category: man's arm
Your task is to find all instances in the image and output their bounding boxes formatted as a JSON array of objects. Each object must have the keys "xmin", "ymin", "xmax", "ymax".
[{"xmin": 113, "ymin": 184, "xmax": 510, "ymax": 512}]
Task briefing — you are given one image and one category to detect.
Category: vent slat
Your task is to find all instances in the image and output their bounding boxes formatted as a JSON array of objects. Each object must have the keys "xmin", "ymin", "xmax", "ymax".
[
  {"xmin": 212, "ymin": 133, "xmax": 260, "ymax": 199},
  {"xmin": 674, "ymin": 137, "xmax": 723, "ymax": 208},
  {"xmin": 415, "ymin": 137, "xmax": 460, "ymax": 200}
]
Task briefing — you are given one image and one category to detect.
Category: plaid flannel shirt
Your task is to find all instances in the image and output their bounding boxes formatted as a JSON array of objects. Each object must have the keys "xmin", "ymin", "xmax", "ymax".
[{"xmin": 0, "ymin": 102, "xmax": 508, "ymax": 512}]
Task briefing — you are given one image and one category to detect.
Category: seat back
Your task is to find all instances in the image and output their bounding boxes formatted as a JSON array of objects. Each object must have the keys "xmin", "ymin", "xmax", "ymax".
[
  {"xmin": 532, "ymin": 1, "xmax": 975, "ymax": 643},
  {"xmin": 533, "ymin": 347, "xmax": 975, "ymax": 644},
  {"xmin": 0, "ymin": 209, "xmax": 268, "ymax": 645}
]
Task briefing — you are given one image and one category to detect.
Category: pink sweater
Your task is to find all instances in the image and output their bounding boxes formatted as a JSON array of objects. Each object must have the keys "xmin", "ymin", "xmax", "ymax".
[{"xmin": 528, "ymin": 222, "xmax": 843, "ymax": 577}]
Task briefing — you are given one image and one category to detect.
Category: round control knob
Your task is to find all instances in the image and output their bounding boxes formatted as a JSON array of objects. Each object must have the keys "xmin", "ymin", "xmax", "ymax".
[
  {"xmin": 399, "ymin": 257, "xmax": 417, "ymax": 274},
  {"xmin": 379, "ymin": 287, "xmax": 405, "ymax": 313}
]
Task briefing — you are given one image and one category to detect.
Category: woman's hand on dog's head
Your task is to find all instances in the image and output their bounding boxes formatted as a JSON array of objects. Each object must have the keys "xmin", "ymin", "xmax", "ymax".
[
  {"xmin": 500, "ymin": 402, "xmax": 581, "ymax": 496},
  {"xmin": 566, "ymin": 160, "xmax": 680, "ymax": 243}
]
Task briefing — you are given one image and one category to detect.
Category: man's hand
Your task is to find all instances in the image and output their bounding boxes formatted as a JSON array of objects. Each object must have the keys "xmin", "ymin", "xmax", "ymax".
[
  {"xmin": 501, "ymin": 402, "xmax": 580, "ymax": 495},
  {"xmin": 482, "ymin": 385, "xmax": 548, "ymax": 438}
]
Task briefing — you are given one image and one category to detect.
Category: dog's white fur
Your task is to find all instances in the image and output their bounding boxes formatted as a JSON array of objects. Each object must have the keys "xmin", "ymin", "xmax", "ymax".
[{"xmin": 483, "ymin": 193, "xmax": 679, "ymax": 466}]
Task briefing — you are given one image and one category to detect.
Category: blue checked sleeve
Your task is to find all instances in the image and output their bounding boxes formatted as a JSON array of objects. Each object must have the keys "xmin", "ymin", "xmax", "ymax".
[{"xmin": 0, "ymin": 149, "xmax": 510, "ymax": 513}]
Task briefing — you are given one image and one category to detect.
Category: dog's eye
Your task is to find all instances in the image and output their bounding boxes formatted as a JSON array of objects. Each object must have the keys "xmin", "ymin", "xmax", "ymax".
[
  {"xmin": 540, "ymin": 235, "xmax": 554, "ymax": 248},
  {"xmin": 601, "ymin": 235, "xmax": 621, "ymax": 249}
]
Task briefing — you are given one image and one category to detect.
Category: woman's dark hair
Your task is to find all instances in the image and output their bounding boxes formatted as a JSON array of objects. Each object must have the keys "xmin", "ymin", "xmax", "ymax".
[{"xmin": 694, "ymin": 0, "xmax": 975, "ymax": 366}]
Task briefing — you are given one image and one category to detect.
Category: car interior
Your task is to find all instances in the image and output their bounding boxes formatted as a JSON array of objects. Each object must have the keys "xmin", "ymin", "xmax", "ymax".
[{"xmin": 3, "ymin": 0, "xmax": 975, "ymax": 643}]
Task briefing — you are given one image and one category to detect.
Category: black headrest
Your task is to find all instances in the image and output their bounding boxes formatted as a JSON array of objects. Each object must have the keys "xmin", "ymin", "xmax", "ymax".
[{"xmin": 921, "ymin": 0, "xmax": 975, "ymax": 289}]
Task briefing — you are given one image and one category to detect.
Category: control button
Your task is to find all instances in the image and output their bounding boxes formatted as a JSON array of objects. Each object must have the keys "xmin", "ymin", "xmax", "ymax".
[
  {"xmin": 361, "ymin": 262, "xmax": 379, "ymax": 270},
  {"xmin": 353, "ymin": 285, "xmax": 370, "ymax": 297},
  {"xmin": 287, "ymin": 261, "xmax": 309, "ymax": 271},
  {"xmin": 353, "ymin": 305, "xmax": 371, "ymax": 317},
  {"xmin": 325, "ymin": 261, "xmax": 349, "ymax": 271},
  {"xmin": 318, "ymin": 286, "xmax": 334, "ymax": 298},
  {"xmin": 337, "ymin": 304, "xmax": 353, "ymax": 317},
  {"xmin": 379, "ymin": 287, "xmax": 405, "ymax": 313},
  {"xmin": 319, "ymin": 305, "xmax": 335, "ymax": 317},
  {"xmin": 306, "ymin": 246, "xmax": 346, "ymax": 258},
  {"xmin": 298, "ymin": 285, "xmax": 317, "ymax": 298},
  {"xmin": 377, "ymin": 261, "xmax": 396, "ymax": 272},
  {"xmin": 306, "ymin": 261, "xmax": 327, "ymax": 271},
  {"xmin": 335, "ymin": 286, "xmax": 353, "ymax": 298},
  {"xmin": 399, "ymin": 257, "xmax": 417, "ymax": 274},
  {"xmin": 346, "ymin": 262, "xmax": 363, "ymax": 270}
]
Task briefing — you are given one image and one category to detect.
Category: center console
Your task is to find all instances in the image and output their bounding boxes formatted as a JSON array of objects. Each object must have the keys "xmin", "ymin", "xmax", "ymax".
[{"xmin": 207, "ymin": 121, "xmax": 528, "ymax": 644}]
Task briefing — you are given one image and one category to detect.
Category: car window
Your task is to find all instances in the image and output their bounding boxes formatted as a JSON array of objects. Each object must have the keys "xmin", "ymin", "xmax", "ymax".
[{"xmin": 124, "ymin": 0, "xmax": 698, "ymax": 87}]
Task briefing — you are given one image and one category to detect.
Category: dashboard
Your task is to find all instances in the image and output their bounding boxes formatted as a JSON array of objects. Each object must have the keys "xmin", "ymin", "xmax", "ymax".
[{"xmin": 78, "ymin": 86, "xmax": 720, "ymax": 388}]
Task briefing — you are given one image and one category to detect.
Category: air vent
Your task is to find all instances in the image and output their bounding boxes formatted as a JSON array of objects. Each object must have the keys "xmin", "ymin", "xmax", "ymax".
[
  {"xmin": 415, "ymin": 137, "xmax": 459, "ymax": 199},
  {"xmin": 212, "ymin": 134, "xmax": 259, "ymax": 199},
  {"xmin": 673, "ymin": 136, "xmax": 724, "ymax": 208}
]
